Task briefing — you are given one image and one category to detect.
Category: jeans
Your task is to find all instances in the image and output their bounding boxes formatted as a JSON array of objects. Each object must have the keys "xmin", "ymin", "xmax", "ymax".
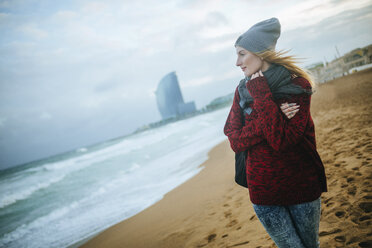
[{"xmin": 252, "ymin": 197, "xmax": 321, "ymax": 248}]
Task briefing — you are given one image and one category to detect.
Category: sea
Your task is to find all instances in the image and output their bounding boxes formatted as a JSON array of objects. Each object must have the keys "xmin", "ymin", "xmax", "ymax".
[{"xmin": 0, "ymin": 107, "xmax": 230, "ymax": 248}]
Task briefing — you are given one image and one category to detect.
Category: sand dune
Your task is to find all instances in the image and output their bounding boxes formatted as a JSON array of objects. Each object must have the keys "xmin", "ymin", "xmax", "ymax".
[{"xmin": 81, "ymin": 68, "xmax": 372, "ymax": 248}]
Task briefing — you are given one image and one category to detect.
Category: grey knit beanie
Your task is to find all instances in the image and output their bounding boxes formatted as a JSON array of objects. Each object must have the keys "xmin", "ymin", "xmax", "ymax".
[{"xmin": 235, "ymin": 17, "xmax": 281, "ymax": 53}]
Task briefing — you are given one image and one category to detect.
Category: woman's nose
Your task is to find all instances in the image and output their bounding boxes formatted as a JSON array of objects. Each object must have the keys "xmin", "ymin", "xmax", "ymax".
[{"xmin": 236, "ymin": 58, "xmax": 241, "ymax": 67}]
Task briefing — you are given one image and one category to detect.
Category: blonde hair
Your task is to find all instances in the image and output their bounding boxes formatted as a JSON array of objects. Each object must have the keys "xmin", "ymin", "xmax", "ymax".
[{"xmin": 256, "ymin": 49, "xmax": 316, "ymax": 88}]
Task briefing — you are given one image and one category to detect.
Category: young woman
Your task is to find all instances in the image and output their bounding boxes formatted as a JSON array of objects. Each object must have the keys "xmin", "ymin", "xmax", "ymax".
[{"xmin": 223, "ymin": 17, "xmax": 327, "ymax": 248}]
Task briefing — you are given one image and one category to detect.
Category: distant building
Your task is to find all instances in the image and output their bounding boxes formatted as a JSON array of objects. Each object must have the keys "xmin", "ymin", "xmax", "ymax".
[
  {"xmin": 308, "ymin": 43, "xmax": 372, "ymax": 83},
  {"xmin": 155, "ymin": 71, "xmax": 196, "ymax": 120},
  {"xmin": 344, "ymin": 45, "xmax": 372, "ymax": 69}
]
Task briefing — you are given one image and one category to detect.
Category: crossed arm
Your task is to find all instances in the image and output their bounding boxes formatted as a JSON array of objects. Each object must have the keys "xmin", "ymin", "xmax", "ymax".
[{"xmin": 224, "ymin": 73, "xmax": 310, "ymax": 153}]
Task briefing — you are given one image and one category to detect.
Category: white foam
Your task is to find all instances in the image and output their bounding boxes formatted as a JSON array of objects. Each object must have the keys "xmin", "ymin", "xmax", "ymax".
[
  {"xmin": 0, "ymin": 107, "xmax": 231, "ymax": 247},
  {"xmin": 76, "ymin": 147, "xmax": 88, "ymax": 153},
  {"xmin": 0, "ymin": 128, "xmax": 176, "ymax": 208},
  {"xmin": 0, "ymin": 174, "xmax": 66, "ymax": 209}
]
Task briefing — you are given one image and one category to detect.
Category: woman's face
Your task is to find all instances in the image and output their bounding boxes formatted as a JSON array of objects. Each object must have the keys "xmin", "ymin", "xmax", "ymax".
[{"xmin": 235, "ymin": 46, "xmax": 263, "ymax": 77}]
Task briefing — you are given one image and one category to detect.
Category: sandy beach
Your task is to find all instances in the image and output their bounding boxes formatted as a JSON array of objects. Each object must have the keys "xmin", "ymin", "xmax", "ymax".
[{"xmin": 81, "ymin": 68, "xmax": 372, "ymax": 248}]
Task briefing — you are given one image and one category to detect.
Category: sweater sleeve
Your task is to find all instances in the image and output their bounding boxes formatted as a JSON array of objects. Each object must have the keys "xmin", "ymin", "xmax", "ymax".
[
  {"xmin": 223, "ymin": 87, "xmax": 264, "ymax": 153},
  {"xmin": 246, "ymin": 76, "xmax": 312, "ymax": 152}
]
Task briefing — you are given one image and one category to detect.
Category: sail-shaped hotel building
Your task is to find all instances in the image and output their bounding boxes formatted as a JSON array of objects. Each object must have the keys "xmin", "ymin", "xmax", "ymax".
[{"xmin": 155, "ymin": 72, "xmax": 196, "ymax": 120}]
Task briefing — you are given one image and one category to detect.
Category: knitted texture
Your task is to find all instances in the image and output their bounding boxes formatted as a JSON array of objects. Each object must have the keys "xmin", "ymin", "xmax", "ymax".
[
  {"xmin": 235, "ymin": 17, "xmax": 281, "ymax": 53},
  {"xmin": 224, "ymin": 76, "xmax": 327, "ymax": 205},
  {"xmin": 238, "ymin": 63, "xmax": 311, "ymax": 115}
]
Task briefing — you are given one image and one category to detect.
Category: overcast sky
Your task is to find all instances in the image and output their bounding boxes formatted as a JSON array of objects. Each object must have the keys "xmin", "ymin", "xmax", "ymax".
[{"xmin": 1, "ymin": 0, "xmax": 371, "ymax": 169}]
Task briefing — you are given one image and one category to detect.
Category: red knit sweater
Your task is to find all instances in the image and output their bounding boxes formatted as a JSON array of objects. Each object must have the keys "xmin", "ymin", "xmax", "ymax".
[{"xmin": 224, "ymin": 76, "xmax": 327, "ymax": 205}]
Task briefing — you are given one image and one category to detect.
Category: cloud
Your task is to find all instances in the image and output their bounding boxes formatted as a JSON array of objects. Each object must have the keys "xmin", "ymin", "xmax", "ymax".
[
  {"xmin": 0, "ymin": 117, "xmax": 7, "ymax": 127},
  {"xmin": 94, "ymin": 80, "xmax": 121, "ymax": 93},
  {"xmin": 0, "ymin": 0, "xmax": 370, "ymax": 169},
  {"xmin": 183, "ymin": 75, "xmax": 214, "ymax": 87},
  {"xmin": 52, "ymin": 10, "xmax": 78, "ymax": 21},
  {"xmin": 40, "ymin": 112, "xmax": 52, "ymax": 120},
  {"xmin": 0, "ymin": 12, "xmax": 10, "ymax": 20},
  {"xmin": 204, "ymin": 11, "xmax": 229, "ymax": 27},
  {"xmin": 278, "ymin": 0, "xmax": 372, "ymax": 31},
  {"xmin": 278, "ymin": 4, "xmax": 372, "ymax": 64},
  {"xmin": 200, "ymin": 38, "xmax": 234, "ymax": 53},
  {"xmin": 82, "ymin": 1, "xmax": 108, "ymax": 13},
  {"xmin": 18, "ymin": 23, "xmax": 48, "ymax": 39},
  {"xmin": 183, "ymin": 68, "xmax": 240, "ymax": 88},
  {"xmin": 0, "ymin": 1, "xmax": 11, "ymax": 8}
]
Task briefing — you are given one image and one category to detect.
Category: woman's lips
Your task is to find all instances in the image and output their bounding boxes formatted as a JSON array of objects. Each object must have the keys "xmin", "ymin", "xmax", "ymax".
[{"xmin": 242, "ymin": 67, "xmax": 246, "ymax": 71}]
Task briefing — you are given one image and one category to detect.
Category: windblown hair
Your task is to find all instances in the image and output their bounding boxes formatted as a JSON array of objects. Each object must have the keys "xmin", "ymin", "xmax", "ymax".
[{"xmin": 256, "ymin": 49, "xmax": 316, "ymax": 88}]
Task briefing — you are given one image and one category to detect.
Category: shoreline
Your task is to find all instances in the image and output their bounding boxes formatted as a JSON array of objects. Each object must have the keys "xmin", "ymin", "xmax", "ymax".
[
  {"xmin": 80, "ymin": 139, "xmax": 273, "ymax": 248},
  {"xmin": 69, "ymin": 231, "xmax": 106, "ymax": 248},
  {"xmin": 80, "ymin": 68, "xmax": 372, "ymax": 248},
  {"xmin": 68, "ymin": 139, "xmax": 228, "ymax": 248}
]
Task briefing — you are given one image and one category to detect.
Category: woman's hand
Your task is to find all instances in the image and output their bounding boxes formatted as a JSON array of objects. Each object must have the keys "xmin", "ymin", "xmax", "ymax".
[
  {"xmin": 280, "ymin": 102, "xmax": 299, "ymax": 119},
  {"xmin": 251, "ymin": 70, "xmax": 264, "ymax": 79},
  {"xmin": 250, "ymin": 70, "xmax": 299, "ymax": 119}
]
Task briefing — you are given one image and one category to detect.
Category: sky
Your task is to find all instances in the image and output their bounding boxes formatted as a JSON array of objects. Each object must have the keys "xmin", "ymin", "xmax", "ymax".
[{"xmin": 1, "ymin": 0, "xmax": 371, "ymax": 169}]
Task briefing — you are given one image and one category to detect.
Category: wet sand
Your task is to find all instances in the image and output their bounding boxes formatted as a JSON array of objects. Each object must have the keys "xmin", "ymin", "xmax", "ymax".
[{"xmin": 81, "ymin": 68, "xmax": 372, "ymax": 248}]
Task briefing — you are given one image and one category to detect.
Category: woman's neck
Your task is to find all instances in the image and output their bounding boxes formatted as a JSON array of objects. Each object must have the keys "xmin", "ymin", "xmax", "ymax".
[{"xmin": 262, "ymin": 61, "xmax": 271, "ymax": 72}]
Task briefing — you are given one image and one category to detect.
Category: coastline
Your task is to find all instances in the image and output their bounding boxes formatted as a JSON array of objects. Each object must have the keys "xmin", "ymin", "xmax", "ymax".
[
  {"xmin": 80, "ymin": 139, "xmax": 273, "ymax": 247},
  {"xmin": 80, "ymin": 68, "xmax": 372, "ymax": 248}
]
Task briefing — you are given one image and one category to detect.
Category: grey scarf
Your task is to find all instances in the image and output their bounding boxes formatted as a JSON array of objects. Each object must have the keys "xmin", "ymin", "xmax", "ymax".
[{"xmin": 238, "ymin": 63, "xmax": 312, "ymax": 115}]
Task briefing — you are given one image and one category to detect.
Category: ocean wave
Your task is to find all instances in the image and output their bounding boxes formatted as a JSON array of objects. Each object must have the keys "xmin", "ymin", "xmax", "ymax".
[
  {"xmin": 0, "ymin": 107, "xmax": 231, "ymax": 247},
  {"xmin": 0, "ymin": 175, "xmax": 65, "ymax": 209},
  {"xmin": 0, "ymin": 201, "xmax": 80, "ymax": 247},
  {"xmin": 76, "ymin": 147, "xmax": 88, "ymax": 153}
]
